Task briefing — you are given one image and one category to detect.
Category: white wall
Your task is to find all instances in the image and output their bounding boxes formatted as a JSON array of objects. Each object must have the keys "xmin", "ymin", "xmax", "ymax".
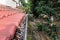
[
  {"xmin": 0, "ymin": 0, "xmax": 6, "ymax": 4},
  {"xmin": 6, "ymin": 0, "xmax": 16, "ymax": 7},
  {"xmin": 0, "ymin": 0, "xmax": 16, "ymax": 7}
]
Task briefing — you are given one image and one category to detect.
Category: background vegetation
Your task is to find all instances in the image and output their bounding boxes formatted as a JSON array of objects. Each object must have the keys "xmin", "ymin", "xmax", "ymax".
[
  {"xmin": 12, "ymin": 0, "xmax": 60, "ymax": 40},
  {"xmin": 22, "ymin": 0, "xmax": 60, "ymax": 40}
]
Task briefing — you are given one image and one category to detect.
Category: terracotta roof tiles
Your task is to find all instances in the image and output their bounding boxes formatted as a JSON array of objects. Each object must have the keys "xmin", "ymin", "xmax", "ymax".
[{"xmin": 0, "ymin": 4, "xmax": 25, "ymax": 40}]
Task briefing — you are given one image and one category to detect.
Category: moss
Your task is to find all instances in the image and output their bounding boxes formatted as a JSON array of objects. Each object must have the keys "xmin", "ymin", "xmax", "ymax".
[{"xmin": 27, "ymin": 35, "xmax": 32, "ymax": 40}]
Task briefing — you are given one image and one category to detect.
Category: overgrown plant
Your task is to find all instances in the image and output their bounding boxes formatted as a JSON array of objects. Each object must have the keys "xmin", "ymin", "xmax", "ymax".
[
  {"xmin": 34, "ymin": 0, "xmax": 60, "ymax": 40},
  {"xmin": 20, "ymin": 0, "xmax": 32, "ymax": 14}
]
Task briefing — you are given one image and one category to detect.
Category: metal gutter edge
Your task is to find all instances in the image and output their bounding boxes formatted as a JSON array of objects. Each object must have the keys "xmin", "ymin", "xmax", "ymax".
[{"xmin": 23, "ymin": 14, "xmax": 28, "ymax": 40}]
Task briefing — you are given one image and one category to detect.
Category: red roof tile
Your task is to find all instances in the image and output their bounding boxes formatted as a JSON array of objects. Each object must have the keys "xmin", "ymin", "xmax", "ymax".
[{"xmin": 0, "ymin": 4, "xmax": 25, "ymax": 40}]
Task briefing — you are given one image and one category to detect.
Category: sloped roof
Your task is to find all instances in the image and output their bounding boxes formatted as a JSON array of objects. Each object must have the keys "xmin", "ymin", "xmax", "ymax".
[
  {"xmin": 0, "ymin": 4, "xmax": 25, "ymax": 40},
  {"xmin": 0, "ymin": 4, "xmax": 25, "ymax": 13}
]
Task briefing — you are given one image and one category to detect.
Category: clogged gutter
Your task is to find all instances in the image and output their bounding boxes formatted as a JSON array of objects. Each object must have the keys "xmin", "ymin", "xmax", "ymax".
[{"xmin": 0, "ymin": 4, "xmax": 26, "ymax": 40}]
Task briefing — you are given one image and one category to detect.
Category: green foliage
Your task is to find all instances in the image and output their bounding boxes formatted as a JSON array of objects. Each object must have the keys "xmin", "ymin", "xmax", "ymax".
[
  {"xmin": 34, "ymin": 0, "xmax": 59, "ymax": 40},
  {"xmin": 12, "ymin": 0, "xmax": 59, "ymax": 40},
  {"xmin": 58, "ymin": 0, "xmax": 60, "ymax": 3},
  {"xmin": 35, "ymin": 23, "xmax": 49, "ymax": 32},
  {"xmin": 21, "ymin": 0, "xmax": 32, "ymax": 14},
  {"xmin": 35, "ymin": 23, "xmax": 58, "ymax": 40},
  {"xmin": 27, "ymin": 35, "xmax": 32, "ymax": 40},
  {"xmin": 35, "ymin": 1, "xmax": 57, "ymax": 17},
  {"xmin": 30, "ymin": 0, "xmax": 60, "ymax": 18},
  {"xmin": 35, "ymin": 23, "xmax": 42, "ymax": 31}
]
